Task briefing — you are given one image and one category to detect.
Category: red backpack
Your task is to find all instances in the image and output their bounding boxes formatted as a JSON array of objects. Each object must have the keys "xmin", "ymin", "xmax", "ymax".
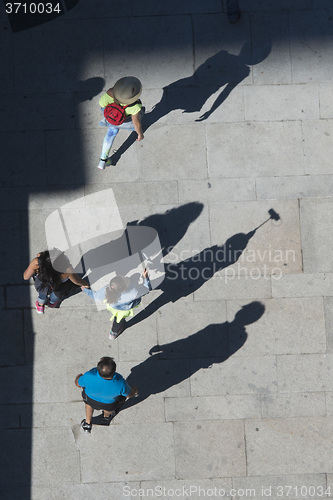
[{"xmin": 104, "ymin": 102, "xmax": 129, "ymax": 126}]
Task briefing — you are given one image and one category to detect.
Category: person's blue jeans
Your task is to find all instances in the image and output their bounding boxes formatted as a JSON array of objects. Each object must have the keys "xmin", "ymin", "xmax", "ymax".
[
  {"xmin": 37, "ymin": 289, "xmax": 59, "ymax": 305},
  {"xmin": 99, "ymin": 112, "xmax": 135, "ymax": 160}
]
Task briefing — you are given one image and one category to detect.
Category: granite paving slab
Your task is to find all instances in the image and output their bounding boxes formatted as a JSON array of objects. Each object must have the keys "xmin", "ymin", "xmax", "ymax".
[
  {"xmin": 290, "ymin": 9, "xmax": 333, "ymax": 84},
  {"xmin": 31, "ymin": 483, "xmax": 141, "ymax": 500},
  {"xmin": 0, "ymin": 404, "xmax": 20, "ymax": 429},
  {"xmin": 260, "ymin": 392, "xmax": 326, "ymax": 419},
  {"xmin": 0, "ymin": 131, "xmax": 47, "ymax": 188},
  {"xmin": 242, "ymin": 0, "xmax": 313, "ymax": 10},
  {"xmin": 300, "ymin": 198, "xmax": 333, "ymax": 273},
  {"xmin": 324, "ymin": 297, "xmax": 333, "ymax": 353},
  {"xmin": 12, "ymin": 18, "xmax": 104, "ymax": 94},
  {"xmin": 246, "ymin": 417, "xmax": 333, "ymax": 475},
  {"xmin": 112, "ymin": 181, "xmax": 179, "ymax": 207},
  {"xmin": 257, "ymin": 175, "xmax": 333, "ymax": 200},
  {"xmin": 227, "ymin": 297, "xmax": 326, "ymax": 356},
  {"xmin": 108, "ymin": 397, "xmax": 166, "ymax": 425},
  {"xmin": 28, "ymin": 308, "xmax": 118, "ymax": 366},
  {"xmin": 19, "ymin": 402, "xmax": 83, "ymax": 429},
  {"xmin": 0, "ymin": 309, "xmax": 25, "ymax": 366},
  {"xmin": 174, "ymin": 420, "xmax": 246, "ymax": 478},
  {"xmin": 138, "ymin": 124, "xmax": 207, "ymax": 182},
  {"xmin": 0, "ymin": 21, "xmax": 14, "ymax": 94},
  {"xmin": 0, "ymin": 210, "xmax": 24, "ymax": 284},
  {"xmin": 209, "ymin": 200, "xmax": 302, "ymax": 275},
  {"xmin": 0, "ymin": 429, "xmax": 33, "ymax": 486},
  {"xmin": 251, "ymin": 12, "xmax": 291, "ymax": 85},
  {"xmin": 303, "ymin": 120, "xmax": 333, "ymax": 175},
  {"xmin": 156, "ymin": 300, "xmax": 228, "ymax": 353},
  {"xmin": 178, "ymin": 177, "xmax": 256, "ymax": 203},
  {"xmin": 103, "ymin": 16, "xmax": 193, "ymax": 90},
  {"xmin": 140, "ymin": 479, "xmax": 233, "ymax": 500},
  {"xmin": 193, "ymin": 276, "xmax": 272, "ymax": 301},
  {"xmin": 326, "ymin": 392, "xmax": 333, "ymax": 417},
  {"xmin": 78, "ymin": 422, "xmax": 175, "ymax": 482},
  {"xmin": 165, "ymin": 84, "xmax": 246, "ymax": 125},
  {"xmin": 193, "ymin": 13, "xmax": 252, "ymax": 86},
  {"xmin": 319, "ymin": 82, "xmax": 333, "ymax": 119},
  {"xmin": 132, "ymin": 0, "xmax": 222, "ymax": 17},
  {"xmin": 207, "ymin": 121, "xmax": 304, "ymax": 178},
  {"xmin": 117, "ymin": 313, "xmax": 158, "ymax": 362},
  {"xmin": 272, "ymin": 272, "xmax": 333, "ymax": 298},
  {"xmin": 120, "ymin": 358, "xmax": 192, "ymax": 400},
  {"xmin": 0, "ymin": 93, "xmax": 77, "ymax": 132},
  {"xmin": 232, "ymin": 473, "xmax": 328, "ymax": 500},
  {"xmin": 165, "ymin": 394, "xmax": 261, "ymax": 421},
  {"xmin": 277, "ymin": 354, "xmax": 333, "ymax": 393},
  {"xmin": 244, "ymin": 84, "xmax": 319, "ymax": 121},
  {"xmin": 31, "ymin": 427, "xmax": 80, "ymax": 487},
  {"xmin": 190, "ymin": 355, "xmax": 278, "ymax": 396}
]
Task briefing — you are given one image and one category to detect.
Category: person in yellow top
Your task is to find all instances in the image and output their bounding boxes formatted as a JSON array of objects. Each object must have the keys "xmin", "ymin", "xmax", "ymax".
[{"xmin": 97, "ymin": 76, "xmax": 144, "ymax": 170}]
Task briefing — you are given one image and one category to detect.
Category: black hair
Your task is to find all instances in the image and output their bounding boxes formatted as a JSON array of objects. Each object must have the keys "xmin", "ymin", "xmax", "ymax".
[
  {"xmin": 97, "ymin": 357, "xmax": 116, "ymax": 379},
  {"xmin": 105, "ymin": 275, "xmax": 128, "ymax": 305},
  {"xmin": 37, "ymin": 250, "xmax": 63, "ymax": 290}
]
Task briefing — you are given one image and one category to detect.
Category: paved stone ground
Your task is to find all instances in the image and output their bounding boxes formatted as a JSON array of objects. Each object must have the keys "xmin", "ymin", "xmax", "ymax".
[{"xmin": 1, "ymin": 0, "xmax": 333, "ymax": 499}]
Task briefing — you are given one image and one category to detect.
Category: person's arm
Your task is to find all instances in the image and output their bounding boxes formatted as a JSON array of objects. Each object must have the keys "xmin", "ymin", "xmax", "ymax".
[
  {"xmin": 63, "ymin": 267, "xmax": 89, "ymax": 288},
  {"xmin": 81, "ymin": 285, "xmax": 106, "ymax": 302},
  {"xmin": 68, "ymin": 273, "xmax": 89, "ymax": 288},
  {"xmin": 75, "ymin": 373, "xmax": 83, "ymax": 387},
  {"xmin": 99, "ymin": 88, "xmax": 114, "ymax": 108},
  {"xmin": 23, "ymin": 257, "xmax": 38, "ymax": 280},
  {"xmin": 142, "ymin": 268, "xmax": 152, "ymax": 291},
  {"xmin": 131, "ymin": 112, "xmax": 144, "ymax": 141},
  {"xmin": 126, "ymin": 385, "xmax": 139, "ymax": 400}
]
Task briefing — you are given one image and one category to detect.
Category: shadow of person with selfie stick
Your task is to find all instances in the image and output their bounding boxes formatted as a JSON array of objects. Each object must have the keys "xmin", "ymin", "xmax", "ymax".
[{"xmin": 126, "ymin": 209, "xmax": 279, "ymax": 330}]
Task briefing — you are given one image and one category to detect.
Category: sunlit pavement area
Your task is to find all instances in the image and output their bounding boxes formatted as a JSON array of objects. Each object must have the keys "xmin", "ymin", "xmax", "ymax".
[{"xmin": 2, "ymin": 0, "xmax": 333, "ymax": 498}]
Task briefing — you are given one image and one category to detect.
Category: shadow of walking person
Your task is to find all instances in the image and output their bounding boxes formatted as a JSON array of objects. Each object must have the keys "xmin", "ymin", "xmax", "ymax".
[
  {"xmin": 128, "ymin": 201, "xmax": 204, "ymax": 256},
  {"xmin": 124, "ymin": 301, "xmax": 265, "ymax": 408},
  {"xmin": 110, "ymin": 40, "xmax": 271, "ymax": 164},
  {"xmin": 127, "ymin": 227, "xmax": 257, "ymax": 328},
  {"xmin": 74, "ymin": 202, "xmax": 203, "ymax": 287}
]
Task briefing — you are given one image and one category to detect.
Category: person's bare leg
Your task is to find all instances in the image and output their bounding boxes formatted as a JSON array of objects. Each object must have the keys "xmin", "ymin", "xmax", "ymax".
[{"xmin": 85, "ymin": 404, "xmax": 94, "ymax": 424}]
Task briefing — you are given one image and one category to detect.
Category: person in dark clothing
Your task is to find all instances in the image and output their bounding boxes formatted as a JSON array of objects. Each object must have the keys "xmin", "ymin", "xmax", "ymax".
[{"xmin": 23, "ymin": 250, "xmax": 89, "ymax": 314}]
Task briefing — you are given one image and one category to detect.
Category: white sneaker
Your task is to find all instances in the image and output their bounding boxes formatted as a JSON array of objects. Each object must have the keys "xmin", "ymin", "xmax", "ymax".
[{"xmin": 97, "ymin": 158, "xmax": 110, "ymax": 170}]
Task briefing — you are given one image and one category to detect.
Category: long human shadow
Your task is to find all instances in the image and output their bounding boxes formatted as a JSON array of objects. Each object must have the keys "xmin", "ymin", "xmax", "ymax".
[
  {"xmin": 110, "ymin": 40, "xmax": 271, "ymax": 164},
  {"xmin": 128, "ymin": 201, "xmax": 204, "ymax": 256},
  {"xmin": 124, "ymin": 301, "xmax": 265, "ymax": 408},
  {"xmin": 74, "ymin": 202, "xmax": 203, "ymax": 287},
  {"xmin": 127, "ymin": 225, "xmax": 258, "ymax": 328}
]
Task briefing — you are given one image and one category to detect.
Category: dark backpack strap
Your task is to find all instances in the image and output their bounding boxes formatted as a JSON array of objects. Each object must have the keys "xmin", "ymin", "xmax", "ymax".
[{"xmin": 127, "ymin": 99, "xmax": 141, "ymax": 108}]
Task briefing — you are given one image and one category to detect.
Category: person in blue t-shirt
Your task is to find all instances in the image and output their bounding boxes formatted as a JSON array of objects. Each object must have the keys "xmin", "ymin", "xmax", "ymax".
[{"xmin": 75, "ymin": 356, "xmax": 138, "ymax": 433}]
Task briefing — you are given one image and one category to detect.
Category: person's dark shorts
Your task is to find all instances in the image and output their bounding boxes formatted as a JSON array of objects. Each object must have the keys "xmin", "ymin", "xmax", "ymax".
[{"xmin": 82, "ymin": 389, "xmax": 126, "ymax": 411}]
